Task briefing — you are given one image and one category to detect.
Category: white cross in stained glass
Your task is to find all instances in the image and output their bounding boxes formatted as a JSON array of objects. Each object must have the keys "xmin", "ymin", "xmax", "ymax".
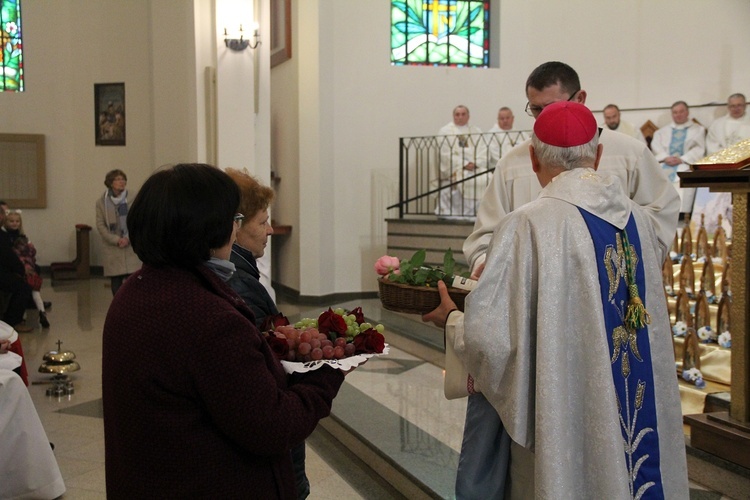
[{"xmin": 423, "ymin": 0, "xmax": 456, "ymax": 37}]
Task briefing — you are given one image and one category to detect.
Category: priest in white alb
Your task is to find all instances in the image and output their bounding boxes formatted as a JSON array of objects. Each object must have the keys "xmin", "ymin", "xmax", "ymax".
[
  {"xmin": 435, "ymin": 105, "xmax": 487, "ymax": 218},
  {"xmin": 424, "ymin": 101, "xmax": 689, "ymax": 498},
  {"xmin": 487, "ymin": 107, "xmax": 530, "ymax": 167},
  {"xmin": 651, "ymin": 101, "xmax": 706, "ymax": 213},
  {"xmin": 706, "ymin": 93, "xmax": 750, "ymax": 154}
]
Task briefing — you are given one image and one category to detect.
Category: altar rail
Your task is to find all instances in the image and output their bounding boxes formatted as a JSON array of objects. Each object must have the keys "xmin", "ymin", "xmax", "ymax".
[{"xmin": 390, "ymin": 131, "xmax": 530, "ymax": 218}]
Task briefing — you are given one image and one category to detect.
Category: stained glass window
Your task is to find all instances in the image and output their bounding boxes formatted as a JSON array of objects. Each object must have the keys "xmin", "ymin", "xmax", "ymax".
[
  {"xmin": 391, "ymin": 0, "xmax": 489, "ymax": 68},
  {"xmin": 1, "ymin": 0, "xmax": 23, "ymax": 92}
]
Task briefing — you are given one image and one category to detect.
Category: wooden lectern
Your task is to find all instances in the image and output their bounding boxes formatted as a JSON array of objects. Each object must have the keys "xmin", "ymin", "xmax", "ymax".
[{"xmin": 679, "ymin": 159, "xmax": 750, "ymax": 468}]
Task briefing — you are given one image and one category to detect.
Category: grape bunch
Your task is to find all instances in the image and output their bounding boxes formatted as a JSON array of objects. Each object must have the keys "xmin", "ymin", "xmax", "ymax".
[
  {"xmin": 272, "ymin": 324, "xmax": 356, "ymax": 362},
  {"xmin": 294, "ymin": 308, "xmax": 385, "ymax": 341}
]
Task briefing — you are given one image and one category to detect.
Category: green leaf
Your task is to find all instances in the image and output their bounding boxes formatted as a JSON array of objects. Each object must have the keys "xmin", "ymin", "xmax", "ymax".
[
  {"xmin": 414, "ymin": 266, "xmax": 430, "ymax": 286},
  {"xmin": 410, "ymin": 249, "xmax": 426, "ymax": 267},
  {"xmin": 443, "ymin": 248, "xmax": 455, "ymax": 276}
]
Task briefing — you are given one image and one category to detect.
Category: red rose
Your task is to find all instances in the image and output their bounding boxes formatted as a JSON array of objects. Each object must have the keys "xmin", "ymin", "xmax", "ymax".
[
  {"xmin": 352, "ymin": 329, "xmax": 385, "ymax": 354},
  {"xmin": 347, "ymin": 306, "xmax": 365, "ymax": 325},
  {"xmin": 260, "ymin": 313, "xmax": 290, "ymax": 332},
  {"xmin": 318, "ymin": 308, "xmax": 347, "ymax": 337},
  {"xmin": 265, "ymin": 334, "xmax": 289, "ymax": 359}
]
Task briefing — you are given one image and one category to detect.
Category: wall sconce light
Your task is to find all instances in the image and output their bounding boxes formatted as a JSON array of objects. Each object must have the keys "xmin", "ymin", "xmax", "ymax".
[{"xmin": 224, "ymin": 23, "xmax": 260, "ymax": 51}]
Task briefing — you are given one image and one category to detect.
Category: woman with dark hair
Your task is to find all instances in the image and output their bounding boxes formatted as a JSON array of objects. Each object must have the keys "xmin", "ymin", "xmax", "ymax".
[
  {"xmin": 102, "ymin": 164, "xmax": 345, "ymax": 499},
  {"xmin": 95, "ymin": 169, "xmax": 140, "ymax": 295}
]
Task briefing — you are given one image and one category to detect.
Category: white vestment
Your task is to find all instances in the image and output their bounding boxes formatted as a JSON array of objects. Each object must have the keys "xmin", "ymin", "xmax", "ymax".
[
  {"xmin": 0, "ymin": 369, "xmax": 66, "ymax": 500},
  {"xmin": 448, "ymin": 170, "xmax": 689, "ymax": 499},
  {"xmin": 706, "ymin": 113, "xmax": 750, "ymax": 154},
  {"xmin": 463, "ymin": 128, "xmax": 680, "ymax": 270},
  {"xmin": 487, "ymin": 125, "xmax": 530, "ymax": 168},
  {"xmin": 602, "ymin": 120, "xmax": 646, "ymax": 143},
  {"xmin": 436, "ymin": 122, "xmax": 487, "ymax": 216},
  {"xmin": 651, "ymin": 121, "xmax": 706, "ymax": 212}
]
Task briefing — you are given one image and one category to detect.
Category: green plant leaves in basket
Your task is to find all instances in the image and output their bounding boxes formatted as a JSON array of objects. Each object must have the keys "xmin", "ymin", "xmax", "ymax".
[{"xmin": 387, "ymin": 249, "xmax": 469, "ymax": 287}]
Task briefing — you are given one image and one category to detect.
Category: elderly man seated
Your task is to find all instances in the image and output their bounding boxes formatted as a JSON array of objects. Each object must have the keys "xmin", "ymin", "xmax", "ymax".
[
  {"xmin": 601, "ymin": 104, "xmax": 645, "ymax": 143},
  {"xmin": 707, "ymin": 93, "xmax": 750, "ymax": 154},
  {"xmin": 651, "ymin": 101, "xmax": 706, "ymax": 214},
  {"xmin": 435, "ymin": 105, "xmax": 487, "ymax": 218},
  {"xmin": 487, "ymin": 107, "xmax": 529, "ymax": 166}
]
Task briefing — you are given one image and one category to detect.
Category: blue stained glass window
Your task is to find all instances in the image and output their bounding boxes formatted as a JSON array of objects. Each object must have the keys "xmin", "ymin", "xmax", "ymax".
[
  {"xmin": 391, "ymin": 0, "xmax": 490, "ymax": 68},
  {"xmin": 1, "ymin": 0, "xmax": 23, "ymax": 91}
]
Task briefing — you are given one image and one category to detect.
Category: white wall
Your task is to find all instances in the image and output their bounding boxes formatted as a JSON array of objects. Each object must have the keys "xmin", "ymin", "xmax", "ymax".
[
  {"xmin": 1, "ymin": 1, "xmax": 163, "ymax": 269},
  {"xmin": 2, "ymin": 0, "xmax": 748, "ymax": 298},
  {"xmin": 269, "ymin": 0, "xmax": 750, "ymax": 297}
]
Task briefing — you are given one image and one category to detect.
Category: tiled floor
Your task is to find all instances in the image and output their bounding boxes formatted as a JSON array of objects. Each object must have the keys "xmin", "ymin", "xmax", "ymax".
[{"xmin": 14, "ymin": 278, "xmax": 736, "ymax": 499}]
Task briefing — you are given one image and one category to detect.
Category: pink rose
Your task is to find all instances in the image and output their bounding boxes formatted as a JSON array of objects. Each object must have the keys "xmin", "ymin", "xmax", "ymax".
[{"xmin": 374, "ymin": 255, "xmax": 400, "ymax": 276}]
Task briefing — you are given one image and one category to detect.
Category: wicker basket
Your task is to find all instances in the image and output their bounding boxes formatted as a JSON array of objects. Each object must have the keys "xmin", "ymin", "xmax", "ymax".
[{"xmin": 378, "ymin": 277, "xmax": 469, "ymax": 315}]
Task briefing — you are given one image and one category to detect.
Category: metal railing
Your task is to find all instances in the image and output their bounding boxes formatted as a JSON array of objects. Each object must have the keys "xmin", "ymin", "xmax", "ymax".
[{"xmin": 389, "ymin": 131, "xmax": 531, "ymax": 218}]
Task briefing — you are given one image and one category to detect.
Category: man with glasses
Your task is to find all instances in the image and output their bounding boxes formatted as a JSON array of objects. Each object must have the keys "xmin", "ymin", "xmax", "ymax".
[
  {"xmin": 465, "ymin": 61, "xmax": 679, "ymax": 276},
  {"xmin": 454, "ymin": 61, "xmax": 680, "ymax": 499}
]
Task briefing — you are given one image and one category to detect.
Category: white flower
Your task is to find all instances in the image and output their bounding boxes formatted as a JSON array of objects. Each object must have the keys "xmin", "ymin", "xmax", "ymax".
[
  {"xmin": 697, "ymin": 326, "xmax": 716, "ymax": 343},
  {"xmin": 682, "ymin": 367, "xmax": 706, "ymax": 389},
  {"xmin": 718, "ymin": 331, "xmax": 731, "ymax": 348},
  {"xmin": 672, "ymin": 321, "xmax": 687, "ymax": 337},
  {"xmin": 682, "ymin": 367, "xmax": 703, "ymax": 383}
]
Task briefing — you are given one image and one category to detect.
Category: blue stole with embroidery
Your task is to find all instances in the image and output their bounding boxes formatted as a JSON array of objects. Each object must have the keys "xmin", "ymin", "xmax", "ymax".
[
  {"xmin": 578, "ymin": 209, "xmax": 665, "ymax": 499},
  {"xmin": 662, "ymin": 128, "xmax": 688, "ymax": 182}
]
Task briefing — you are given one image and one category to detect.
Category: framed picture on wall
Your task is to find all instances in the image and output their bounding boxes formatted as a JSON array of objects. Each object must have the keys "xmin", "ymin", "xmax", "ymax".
[
  {"xmin": 690, "ymin": 187, "xmax": 733, "ymax": 239},
  {"xmin": 270, "ymin": 0, "xmax": 291, "ymax": 67},
  {"xmin": 94, "ymin": 83, "xmax": 126, "ymax": 146}
]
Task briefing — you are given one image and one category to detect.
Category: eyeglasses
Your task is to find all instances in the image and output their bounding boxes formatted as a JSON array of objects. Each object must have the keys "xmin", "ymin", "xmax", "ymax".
[
  {"xmin": 525, "ymin": 89, "xmax": 580, "ymax": 118},
  {"xmin": 233, "ymin": 213, "xmax": 245, "ymax": 227}
]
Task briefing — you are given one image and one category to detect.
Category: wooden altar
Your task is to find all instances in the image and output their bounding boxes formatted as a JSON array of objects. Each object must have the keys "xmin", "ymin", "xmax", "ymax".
[{"xmin": 678, "ymin": 168, "xmax": 750, "ymax": 469}]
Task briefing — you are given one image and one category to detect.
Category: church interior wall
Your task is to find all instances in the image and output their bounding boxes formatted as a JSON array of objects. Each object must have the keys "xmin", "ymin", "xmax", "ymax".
[
  {"xmin": 1, "ymin": 0, "xmax": 749, "ymax": 299},
  {"xmin": 270, "ymin": 0, "xmax": 750, "ymax": 297},
  {"xmin": 0, "ymin": 0, "xmax": 165, "ymax": 271}
]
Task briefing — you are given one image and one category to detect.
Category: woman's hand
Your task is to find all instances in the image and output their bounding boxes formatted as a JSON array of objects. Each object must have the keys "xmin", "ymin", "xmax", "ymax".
[
  {"xmin": 117, "ymin": 237, "xmax": 130, "ymax": 248},
  {"xmin": 0, "ymin": 339, "xmax": 11, "ymax": 354},
  {"xmin": 422, "ymin": 281, "xmax": 458, "ymax": 328}
]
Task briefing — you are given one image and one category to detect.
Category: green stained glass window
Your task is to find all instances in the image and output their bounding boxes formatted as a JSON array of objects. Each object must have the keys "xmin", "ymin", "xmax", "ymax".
[
  {"xmin": 391, "ymin": 0, "xmax": 489, "ymax": 68},
  {"xmin": 1, "ymin": 0, "xmax": 23, "ymax": 92}
]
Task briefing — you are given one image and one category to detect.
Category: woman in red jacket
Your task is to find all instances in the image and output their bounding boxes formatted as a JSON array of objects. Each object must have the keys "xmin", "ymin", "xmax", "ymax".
[{"xmin": 102, "ymin": 164, "xmax": 345, "ymax": 499}]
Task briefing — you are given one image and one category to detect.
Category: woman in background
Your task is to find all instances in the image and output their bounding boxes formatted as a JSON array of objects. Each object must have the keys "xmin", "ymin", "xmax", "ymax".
[
  {"xmin": 95, "ymin": 169, "xmax": 140, "ymax": 296},
  {"xmin": 102, "ymin": 163, "xmax": 345, "ymax": 499}
]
